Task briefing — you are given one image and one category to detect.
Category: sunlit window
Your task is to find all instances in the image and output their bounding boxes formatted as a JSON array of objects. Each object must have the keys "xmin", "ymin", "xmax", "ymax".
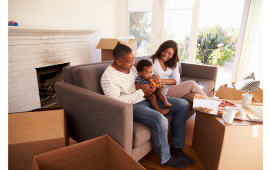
[
  {"xmin": 163, "ymin": 0, "xmax": 194, "ymax": 62},
  {"xmin": 128, "ymin": 0, "xmax": 152, "ymax": 57}
]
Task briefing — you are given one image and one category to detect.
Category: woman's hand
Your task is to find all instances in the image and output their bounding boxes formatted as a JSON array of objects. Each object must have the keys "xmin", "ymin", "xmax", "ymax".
[
  {"xmin": 153, "ymin": 74, "xmax": 161, "ymax": 82},
  {"xmin": 157, "ymin": 82, "xmax": 165, "ymax": 91}
]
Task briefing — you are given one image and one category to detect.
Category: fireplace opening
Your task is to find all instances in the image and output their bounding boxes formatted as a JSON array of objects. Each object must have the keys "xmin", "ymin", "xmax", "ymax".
[{"xmin": 36, "ymin": 63, "xmax": 70, "ymax": 108}]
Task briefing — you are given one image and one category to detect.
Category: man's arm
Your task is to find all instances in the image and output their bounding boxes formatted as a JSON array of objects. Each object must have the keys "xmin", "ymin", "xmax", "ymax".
[
  {"xmin": 135, "ymin": 83, "xmax": 141, "ymax": 90},
  {"xmin": 101, "ymin": 76, "xmax": 145, "ymax": 104}
]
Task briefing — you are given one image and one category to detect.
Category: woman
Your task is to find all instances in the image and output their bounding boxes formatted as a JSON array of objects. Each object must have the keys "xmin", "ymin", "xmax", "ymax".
[{"xmin": 150, "ymin": 40, "xmax": 207, "ymax": 102}]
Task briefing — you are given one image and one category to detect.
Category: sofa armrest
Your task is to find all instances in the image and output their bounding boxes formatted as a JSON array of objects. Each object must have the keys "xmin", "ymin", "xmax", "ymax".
[
  {"xmin": 55, "ymin": 82, "xmax": 133, "ymax": 155},
  {"xmin": 181, "ymin": 62, "xmax": 218, "ymax": 86}
]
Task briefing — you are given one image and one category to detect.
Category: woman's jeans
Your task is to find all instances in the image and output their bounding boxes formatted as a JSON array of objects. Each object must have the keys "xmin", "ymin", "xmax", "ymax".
[{"xmin": 133, "ymin": 97, "xmax": 189, "ymax": 164}]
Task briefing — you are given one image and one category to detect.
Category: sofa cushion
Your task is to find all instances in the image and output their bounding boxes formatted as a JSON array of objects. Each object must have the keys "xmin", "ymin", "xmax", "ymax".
[
  {"xmin": 181, "ymin": 77, "xmax": 215, "ymax": 96},
  {"xmin": 133, "ymin": 115, "xmax": 172, "ymax": 148},
  {"xmin": 72, "ymin": 63, "xmax": 111, "ymax": 94}
]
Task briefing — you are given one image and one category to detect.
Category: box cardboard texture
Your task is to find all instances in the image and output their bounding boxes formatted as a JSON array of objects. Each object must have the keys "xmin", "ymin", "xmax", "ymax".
[
  {"xmin": 192, "ymin": 111, "xmax": 263, "ymax": 170},
  {"xmin": 215, "ymin": 83, "xmax": 263, "ymax": 103},
  {"xmin": 96, "ymin": 38, "xmax": 137, "ymax": 61},
  {"xmin": 31, "ymin": 134, "xmax": 146, "ymax": 170},
  {"xmin": 8, "ymin": 107, "xmax": 68, "ymax": 170}
]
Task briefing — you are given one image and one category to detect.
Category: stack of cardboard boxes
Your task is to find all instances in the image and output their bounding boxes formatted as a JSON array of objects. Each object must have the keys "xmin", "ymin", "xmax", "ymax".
[
  {"xmin": 192, "ymin": 84, "xmax": 263, "ymax": 170},
  {"xmin": 9, "ymin": 107, "xmax": 145, "ymax": 170}
]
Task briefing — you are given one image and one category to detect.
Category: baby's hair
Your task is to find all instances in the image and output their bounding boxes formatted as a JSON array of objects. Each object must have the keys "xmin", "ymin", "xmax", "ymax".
[{"xmin": 136, "ymin": 59, "xmax": 152, "ymax": 72}]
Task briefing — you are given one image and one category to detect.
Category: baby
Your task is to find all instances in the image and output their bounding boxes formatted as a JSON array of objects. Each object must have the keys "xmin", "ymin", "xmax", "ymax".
[{"xmin": 135, "ymin": 59, "xmax": 172, "ymax": 115}]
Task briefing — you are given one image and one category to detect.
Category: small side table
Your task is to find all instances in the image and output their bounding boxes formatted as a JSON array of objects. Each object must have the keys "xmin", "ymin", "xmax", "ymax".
[{"xmin": 192, "ymin": 111, "xmax": 263, "ymax": 170}]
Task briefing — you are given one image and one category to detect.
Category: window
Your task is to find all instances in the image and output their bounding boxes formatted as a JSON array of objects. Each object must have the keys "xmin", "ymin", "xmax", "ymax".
[
  {"xmin": 163, "ymin": 0, "xmax": 194, "ymax": 62},
  {"xmin": 128, "ymin": 0, "xmax": 153, "ymax": 57},
  {"xmin": 196, "ymin": 0, "xmax": 245, "ymax": 89}
]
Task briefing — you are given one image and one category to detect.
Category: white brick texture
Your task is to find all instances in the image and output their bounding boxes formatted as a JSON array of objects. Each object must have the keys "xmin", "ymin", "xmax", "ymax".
[
  {"xmin": 13, "ymin": 65, "xmax": 29, "ymax": 72},
  {"xmin": 18, "ymin": 40, "xmax": 34, "ymax": 45},
  {"xmin": 48, "ymin": 39, "xmax": 59, "ymax": 44},
  {"xmin": 8, "ymin": 34, "xmax": 91, "ymax": 113},
  {"xmin": 25, "ymin": 44, "xmax": 40, "ymax": 50},
  {"xmin": 34, "ymin": 39, "xmax": 48, "ymax": 44},
  {"xmin": 9, "ymin": 36, "xmax": 25, "ymax": 40},
  {"xmin": 9, "ymin": 40, "xmax": 18, "ymax": 45},
  {"xmin": 9, "ymin": 51, "xmax": 19, "ymax": 57},
  {"xmin": 10, "ymin": 55, "xmax": 28, "ymax": 62},
  {"xmin": 9, "ymin": 61, "xmax": 21, "ymax": 67},
  {"xmin": 53, "ymin": 35, "xmax": 65, "ymax": 39},
  {"xmin": 34, "ymin": 49, "xmax": 47, "ymax": 54},
  {"xmin": 18, "ymin": 50, "xmax": 34, "ymax": 55},
  {"xmin": 65, "ymin": 35, "xmax": 75, "ymax": 38},
  {"xmin": 28, "ymin": 54, "xmax": 42, "ymax": 59},
  {"xmin": 59, "ymin": 39, "xmax": 69, "ymax": 43},
  {"xmin": 26, "ymin": 36, "xmax": 41, "ymax": 39},
  {"xmin": 41, "ymin": 35, "xmax": 53, "ymax": 39},
  {"xmin": 9, "ymin": 45, "xmax": 26, "ymax": 51}
]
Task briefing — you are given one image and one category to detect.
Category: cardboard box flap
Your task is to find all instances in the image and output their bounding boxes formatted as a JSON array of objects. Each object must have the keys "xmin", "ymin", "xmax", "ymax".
[
  {"xmin": 8, "ymin": 109, "xmax": 65, "ymax": 144},
  {"xmin": 96, "ymin": 39, "xmax": 119, "ymax": 50},
  {"xmin": 31, "ymin": 157, "xmax": 40, "ymax": 170},
  {"xmin": 108, "ymin": 135, "xmax": 145, "ymax": 170},
  {"xmin": 31, "ymin": 134, "xmax": 145, "ymax": 170},
  {"xmin": 251, "ymin": 87, "xmax": 263, "ymax": 103},
  {"xmin": 216, "ymin": 84, "xmax": 263, "ymax": 103},
  {"xmin": 215, "ymin": 85, "xmax": 243, "ymax": 100}
]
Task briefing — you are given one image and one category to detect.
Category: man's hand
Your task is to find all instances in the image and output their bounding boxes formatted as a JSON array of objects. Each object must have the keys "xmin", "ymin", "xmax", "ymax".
[
  {"xmin": 140, "ymin": 84, "xmax": 150, "ymax": 90},
  {"xmin": 142, "ymin": 86, "xmax": 156, "ymax": 96},
  {"xmin": 157, "ymin": 82, "xmax": 165, "ymax": 91}
]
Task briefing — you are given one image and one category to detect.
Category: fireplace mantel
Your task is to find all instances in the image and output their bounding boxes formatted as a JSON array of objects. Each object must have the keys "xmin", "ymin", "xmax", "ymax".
[{"xmin": 8, "ymin": 26, "xmax": 97, "ymax": 36}]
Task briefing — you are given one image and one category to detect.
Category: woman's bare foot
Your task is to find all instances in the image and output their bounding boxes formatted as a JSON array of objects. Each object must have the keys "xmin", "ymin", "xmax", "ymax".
[
  {"xmin": 164, "ymin": 102, "xmax": 172, "ymax": 107},
  {"xmin": 158, "ymin": 109, "xmax": 169, "ymax": 115}
]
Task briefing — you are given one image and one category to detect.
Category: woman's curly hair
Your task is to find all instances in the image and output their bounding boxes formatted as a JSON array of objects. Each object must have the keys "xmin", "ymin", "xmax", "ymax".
[{"xmin": 150, "ymin": 40, "xmax": 179, "ymax": 69}]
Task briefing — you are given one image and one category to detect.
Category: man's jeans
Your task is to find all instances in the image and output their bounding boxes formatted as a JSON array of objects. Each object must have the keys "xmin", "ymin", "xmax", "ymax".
[{"xmin": 133, "ymin": 97, "xmax": 188, "ymax": 164}]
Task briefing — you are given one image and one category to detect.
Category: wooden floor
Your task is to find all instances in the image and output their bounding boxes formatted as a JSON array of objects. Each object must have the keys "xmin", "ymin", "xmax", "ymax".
[{"xmin": 138, "ymin": 114, "xmax": 206, "ymax": 170}]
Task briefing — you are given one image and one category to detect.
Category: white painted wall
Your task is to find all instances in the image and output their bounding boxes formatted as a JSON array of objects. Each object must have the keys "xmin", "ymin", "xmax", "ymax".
[{"xmin": 8, "ymin": 0, "xmax": 118, "ymax": 63}]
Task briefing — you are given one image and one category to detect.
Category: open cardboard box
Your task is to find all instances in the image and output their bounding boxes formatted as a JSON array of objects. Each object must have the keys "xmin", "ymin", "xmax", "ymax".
[
  {"xmin": 192, "ymin": 111, "xmax": 263, "ymax": 170},
  {"xmin": 8, "ymin": 107, "xmax": 68, "ymax": 170},
  {"xmin": 215, "ymin": 82, "xmax": 263, "ymax": 103},
  {"xmin": 31, "ymin": 134, "xmax": 146, "ymax": 170},
  {"xmin": 96, "ymin": 38, "xmax": 137, "ymax": 61}
]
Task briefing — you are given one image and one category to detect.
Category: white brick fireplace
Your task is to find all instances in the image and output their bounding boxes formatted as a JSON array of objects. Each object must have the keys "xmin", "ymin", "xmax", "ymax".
[{"xmin": 8, "ymin": 27, "xmax": 96, "ymax": 113}]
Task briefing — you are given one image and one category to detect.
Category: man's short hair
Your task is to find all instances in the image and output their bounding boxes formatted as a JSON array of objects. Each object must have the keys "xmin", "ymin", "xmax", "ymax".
[
  {"xmin": 113, "ymin": 44, "xmax": 132, "ymax": 60},
  {"xmin": 136, "ymin": 59, "xmax": 152, "ymax": 72}
]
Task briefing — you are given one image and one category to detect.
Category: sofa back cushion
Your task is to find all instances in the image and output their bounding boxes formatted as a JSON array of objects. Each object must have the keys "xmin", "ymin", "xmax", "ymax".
[
  {"xmin": 72, "ymin": 63, "xmax": 111, "ymax": 94},
  {"xmin": 71, "ymin": 56, "xmax": 151, "ymax": 94},
  {"xmin": 71, "ymin": 55, "xmax": 182, "ymax": 94}
]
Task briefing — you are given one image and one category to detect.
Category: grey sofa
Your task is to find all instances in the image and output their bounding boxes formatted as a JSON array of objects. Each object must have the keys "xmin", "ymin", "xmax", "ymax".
[{"xmin": 55, "ymin": 56, "xmax": 217, "ymax": 161}]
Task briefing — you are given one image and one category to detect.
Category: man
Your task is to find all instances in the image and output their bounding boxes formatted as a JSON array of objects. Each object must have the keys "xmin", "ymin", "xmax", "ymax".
[{"xmin": 101, "ymin": 44, "xmax": 195, "ymax": 169}]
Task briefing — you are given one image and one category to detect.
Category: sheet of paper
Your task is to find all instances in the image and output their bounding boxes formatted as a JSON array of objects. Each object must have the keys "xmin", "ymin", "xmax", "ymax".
[{"xmin": 193, "ymin": 94, "xmax": 248, "ymax": 121}]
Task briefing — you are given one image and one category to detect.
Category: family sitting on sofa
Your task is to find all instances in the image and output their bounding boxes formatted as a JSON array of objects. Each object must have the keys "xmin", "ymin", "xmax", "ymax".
[
  {"xmin": 100, "ymin": 40, "xmax": 207, "ymax": 169},
  {"xmin": 56, "ymin": 39, "xmax": 217, "ymax": 170}
]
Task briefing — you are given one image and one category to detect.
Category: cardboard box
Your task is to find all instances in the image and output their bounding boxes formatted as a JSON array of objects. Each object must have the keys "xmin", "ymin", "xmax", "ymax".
[
  {"xmin": 96, "ymin": 38, "xmax": 137, "ymax": 61},
  {"xmin": 192, "ymin": 111, "xmax": 263, "ymax": 170},
  {"xmin": 31, "ymin": 134, "xmax": 146, "ymax": 170},
  {"xmin": 8, "ymin": 107, "xmax": 68, "ymax": 170},
  {"xmin": 215, "ymin": 83, "xmax": 263, "ymax": 103}
]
